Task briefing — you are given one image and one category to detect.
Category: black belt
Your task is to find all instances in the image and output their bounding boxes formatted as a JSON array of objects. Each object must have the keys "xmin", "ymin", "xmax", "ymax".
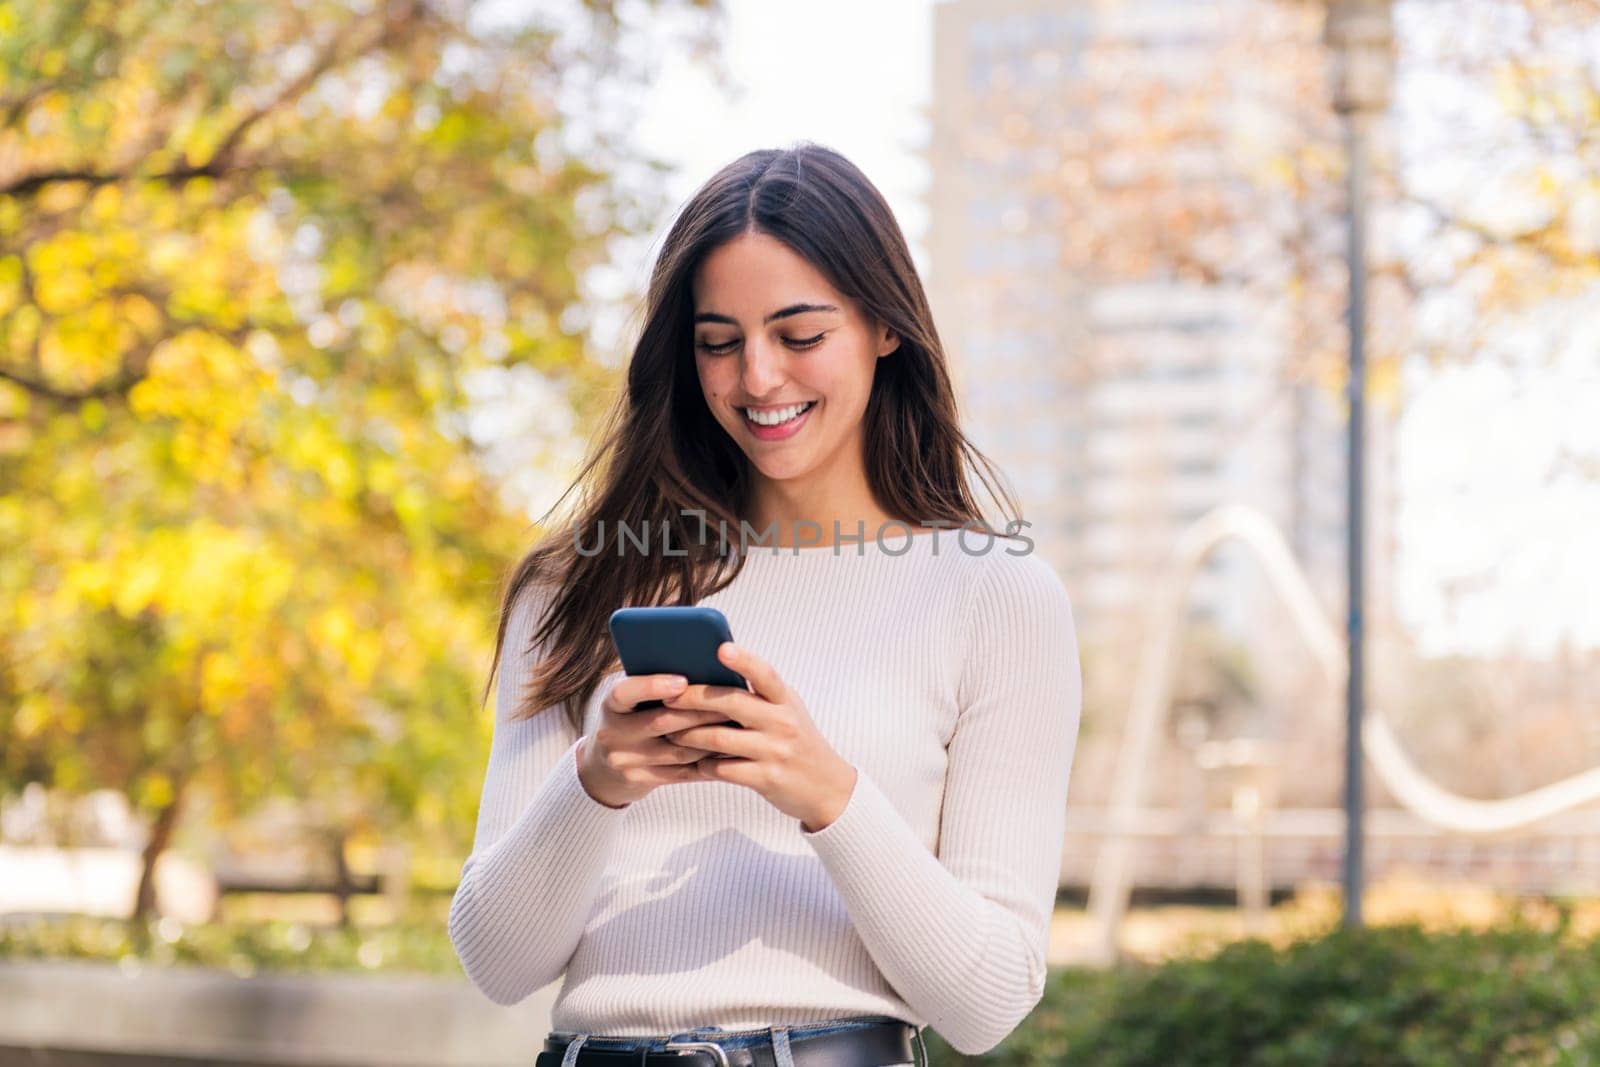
[{"xmin": 537, "ymin": 1020, "xmax": 918, "ymax": 1067}]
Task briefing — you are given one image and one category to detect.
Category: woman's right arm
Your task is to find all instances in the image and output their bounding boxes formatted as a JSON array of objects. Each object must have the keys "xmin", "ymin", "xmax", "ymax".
[{"xmin": 448, "ymin": 581, "xmax": 629, "ymax": 1006}]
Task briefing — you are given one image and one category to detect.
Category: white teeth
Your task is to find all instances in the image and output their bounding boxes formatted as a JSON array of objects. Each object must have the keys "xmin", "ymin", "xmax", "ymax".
[{"xmin": 744, "ymin": 401, "xmax": 813, "ymax": 427}]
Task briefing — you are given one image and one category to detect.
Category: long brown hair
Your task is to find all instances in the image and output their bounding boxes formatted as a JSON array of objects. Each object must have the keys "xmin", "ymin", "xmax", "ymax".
[{"xmin": 485, "ymin": 141, "xmax": 1023, "ymax": 731}]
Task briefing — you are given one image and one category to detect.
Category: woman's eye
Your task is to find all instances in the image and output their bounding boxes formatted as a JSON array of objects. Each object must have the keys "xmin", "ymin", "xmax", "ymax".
[{"xmin": 694, "ymin": 333, "xmax": 826, "ymax": 354}]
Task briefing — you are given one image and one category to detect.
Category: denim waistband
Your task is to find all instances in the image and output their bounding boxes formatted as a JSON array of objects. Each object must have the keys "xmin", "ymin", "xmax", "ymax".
[{"xmin": 548, "ymin": 1014, "xmax": 909, "ymax": 1052}]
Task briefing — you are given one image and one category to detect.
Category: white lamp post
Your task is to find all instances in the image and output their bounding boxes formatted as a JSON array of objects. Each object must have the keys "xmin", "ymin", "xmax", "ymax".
[{"xmin": 1322, "ymin": 0, "xmax": 1395, "ymax": 929}]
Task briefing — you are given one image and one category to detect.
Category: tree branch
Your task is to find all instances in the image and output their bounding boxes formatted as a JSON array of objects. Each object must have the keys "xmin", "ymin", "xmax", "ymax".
[
  {"xmin": 0, "ymin": 333, "xmax": 165, "ymax": 403},
  {"xmin": 0, "ymin": 5, "xmax": 409, "ymax": 200}
]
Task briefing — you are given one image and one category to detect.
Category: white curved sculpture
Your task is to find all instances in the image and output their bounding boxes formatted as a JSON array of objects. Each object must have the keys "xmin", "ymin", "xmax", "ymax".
[{"xmin": 1082, "ymin": 504, "xmax": 1600, "ymax": 966}]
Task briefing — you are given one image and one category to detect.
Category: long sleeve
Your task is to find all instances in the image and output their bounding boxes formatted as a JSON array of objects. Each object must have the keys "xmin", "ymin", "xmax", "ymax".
[
  {"xmin": 798, "ymin": 551, "xmax": 1082, "ymax": 1055},
  {"xmin": 448, "ymin": 580, "xmax": 630, "ymax": 1005}
]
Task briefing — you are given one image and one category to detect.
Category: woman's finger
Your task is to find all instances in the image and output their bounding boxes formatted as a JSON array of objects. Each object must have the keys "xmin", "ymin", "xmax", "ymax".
[
  {"xmin": 605, "ymin": 673, "xmax": 688, "ymax": 713},
  {"xmin": 718, "ymin": 642, "xmax": 788, "ymax": 704},
  {"xmin": 667, "ymin": 723, "xmax": 759, "ymax": 760},
  {"xmin": 643, "ymin": 708, "xmax": 730, "ymax": 737},
  {"xmin": 662, "ymin": 682, "xmax": 760, "ymax": 725},
  {"xmin": 648, "ymin": 736, "xmax": 716, "ymax": 764}
]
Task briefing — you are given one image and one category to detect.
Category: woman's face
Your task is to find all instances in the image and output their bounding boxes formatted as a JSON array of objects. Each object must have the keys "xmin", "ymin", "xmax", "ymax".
[{"xmin": 691, "ymin": 230, "xmax": 899, "ymax": 489}]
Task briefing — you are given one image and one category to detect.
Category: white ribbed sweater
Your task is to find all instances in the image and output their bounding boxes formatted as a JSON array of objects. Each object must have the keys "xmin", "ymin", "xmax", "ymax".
[{"xmin": 448, "ymin": 530, "xmax": 1082, "ymax": 1056}]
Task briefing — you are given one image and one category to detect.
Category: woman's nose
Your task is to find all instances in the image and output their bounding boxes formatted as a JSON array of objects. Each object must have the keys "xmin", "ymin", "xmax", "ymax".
[{"xmin": 739, "ymin": 339, "xmax": 787, "ymax": 395}]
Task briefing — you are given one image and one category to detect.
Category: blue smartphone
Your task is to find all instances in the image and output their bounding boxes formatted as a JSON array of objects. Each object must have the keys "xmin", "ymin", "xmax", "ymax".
[{"xmin": 607, "ymin": 606, "xmax": 750, "ymax": 713}]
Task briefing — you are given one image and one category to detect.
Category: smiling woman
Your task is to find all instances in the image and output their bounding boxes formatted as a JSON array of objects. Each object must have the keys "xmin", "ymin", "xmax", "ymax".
[
  {"xmin": 692, "ymin": 234, "xmax": 899, "ymax": 464},
  {"xmin": 448, "ymin": 142, "xmax": 1083, "ymax": 1067}
]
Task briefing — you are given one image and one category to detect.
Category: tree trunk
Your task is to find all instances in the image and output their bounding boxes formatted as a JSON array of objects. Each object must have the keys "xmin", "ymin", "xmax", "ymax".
[
  {"xmin": 132, "ymin": 780, "xmax": 185, "ymax": 921},
  {"xmin": 331, "ymin": 830, "xmax": 353, "ymax": 929}
]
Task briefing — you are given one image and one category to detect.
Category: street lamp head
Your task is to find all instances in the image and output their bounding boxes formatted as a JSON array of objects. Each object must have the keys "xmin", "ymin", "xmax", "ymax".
[{"xmin": 1322, "ymin": 0, "xmax": 1397, "ymax": 116}]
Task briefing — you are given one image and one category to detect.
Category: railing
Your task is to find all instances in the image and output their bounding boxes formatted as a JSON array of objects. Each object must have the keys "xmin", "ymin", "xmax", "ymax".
[{"xmin": 1081, "ymin": 504, "xmax": 1600, "ymax": 965}]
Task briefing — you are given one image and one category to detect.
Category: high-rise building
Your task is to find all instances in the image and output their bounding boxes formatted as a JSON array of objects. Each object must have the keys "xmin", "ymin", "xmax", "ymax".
[{"xmin": 928, "ymin": 0, "xmax": 1399, "ymax": 700}]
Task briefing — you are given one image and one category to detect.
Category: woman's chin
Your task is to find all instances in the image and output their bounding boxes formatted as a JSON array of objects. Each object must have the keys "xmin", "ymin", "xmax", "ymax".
[
  {"xmin": 744, "ymin": 453, "xmax": 816, "ymax": 485},
  {"xmin": 749, "ymin": 459, "xmax": 808, "ymax": 482}
]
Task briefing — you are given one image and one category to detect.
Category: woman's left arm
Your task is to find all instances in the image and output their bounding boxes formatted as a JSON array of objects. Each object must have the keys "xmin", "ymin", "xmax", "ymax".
[{"xmin": 798, "ymin": 552, "xmax": 1082, "ymax": 1056}]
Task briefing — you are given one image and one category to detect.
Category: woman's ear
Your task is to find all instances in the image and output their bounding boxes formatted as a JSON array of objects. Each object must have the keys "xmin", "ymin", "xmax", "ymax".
[{"xmin": 876, "ymin": 324, "xmax": 901, "ymax": 358}]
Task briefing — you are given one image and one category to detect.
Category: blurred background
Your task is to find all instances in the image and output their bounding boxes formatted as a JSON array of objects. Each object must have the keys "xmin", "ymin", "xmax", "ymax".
[{"xmin": 2, "ymin": 0, "xmax": 1598, "ymax": 1063}]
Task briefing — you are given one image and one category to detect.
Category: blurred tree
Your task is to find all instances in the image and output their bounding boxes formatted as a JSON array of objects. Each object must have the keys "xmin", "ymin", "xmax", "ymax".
[
  {"xmin": 964, "ymin": 0, "xmax": 1402, "ymax": 418},
  {"xmin": 1394, "ymin": 0, "xmax": 1600, "ymax": 327},
  {"xmin": 959, "ymin": 0, "xmax": 1596, "ymax": 819},
  {"xmin": 0, "ymin": 0, "xmax": 719, "ymax": 918},
  {"xmin": 979, "ymin": 0, "xmax": 1598, "ymax": 408}
]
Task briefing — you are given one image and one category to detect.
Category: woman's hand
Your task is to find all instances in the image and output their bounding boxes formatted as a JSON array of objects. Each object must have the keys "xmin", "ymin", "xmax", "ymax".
[
  {"xmin": 576, "ymin": 673, "xmax": 733, "ymax": 809},
  {"xmin": 662, "ymin": 642, "xmax": 859, "ymax": 832}
]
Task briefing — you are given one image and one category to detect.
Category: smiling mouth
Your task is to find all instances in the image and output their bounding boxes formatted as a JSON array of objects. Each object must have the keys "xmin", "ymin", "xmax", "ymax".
[{"xmin": 741, "ymin": 401, "xmax": 816, "ymax": 428}]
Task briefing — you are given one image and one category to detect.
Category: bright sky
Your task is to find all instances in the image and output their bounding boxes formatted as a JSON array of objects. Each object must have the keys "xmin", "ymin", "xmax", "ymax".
[
  {"xmin": 588, "ymin": 0, "xmax": 936, "ymax": 322},
  {"xmin": 1394, "ymin": 303, "xmax": 1600, "ymax": 658},
  {"xmin": 485, "ymin": 0, "xmax": 1600, "ymax": 658}
]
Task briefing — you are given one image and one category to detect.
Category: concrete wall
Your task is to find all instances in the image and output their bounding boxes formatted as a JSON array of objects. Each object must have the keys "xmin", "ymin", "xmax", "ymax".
[{"xmin": 0, "ymin": 959, "xmax": 557, "ymax": 1066}]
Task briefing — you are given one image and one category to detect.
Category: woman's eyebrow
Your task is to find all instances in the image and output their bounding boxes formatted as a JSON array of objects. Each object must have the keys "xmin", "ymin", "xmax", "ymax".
[{"xmin": 693, "ymin": 302, "xmax": 841, "ymax": 326}]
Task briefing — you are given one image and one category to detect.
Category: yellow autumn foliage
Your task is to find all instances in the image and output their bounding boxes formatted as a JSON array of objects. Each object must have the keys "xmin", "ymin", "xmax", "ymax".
[{"xmin": 0, "ymin": 0, "xmax": 712, "ymax": 906}]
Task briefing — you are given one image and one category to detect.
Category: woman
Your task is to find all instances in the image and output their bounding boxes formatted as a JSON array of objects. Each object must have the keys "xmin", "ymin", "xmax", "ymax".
[{"xmin": 448, "ymin": 142, "xmax": 1082, "ymax": 1067}]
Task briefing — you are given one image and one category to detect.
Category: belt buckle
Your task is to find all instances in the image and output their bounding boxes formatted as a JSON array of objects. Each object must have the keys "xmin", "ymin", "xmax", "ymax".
[{"xmin": 661, "ymin": 1040, "xmax": 731, "ymax": 1067}]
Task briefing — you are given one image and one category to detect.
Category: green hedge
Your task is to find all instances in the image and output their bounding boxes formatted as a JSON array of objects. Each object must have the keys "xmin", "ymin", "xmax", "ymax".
[
  {"xmin": 965, "ymin": 909, "xmax": 1600, "ymax": 1065},
  {"xmin": 0, "ymin": 911, "xmax": 462, "ymax": 977},
  {"xmin": 7, "ymin": 907, "xmax": 1600, "ymax": 1062}
]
